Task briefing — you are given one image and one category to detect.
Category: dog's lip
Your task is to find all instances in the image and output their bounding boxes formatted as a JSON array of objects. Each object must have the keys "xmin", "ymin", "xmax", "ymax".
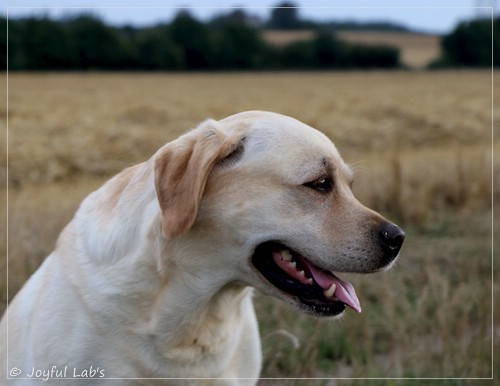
[
  {"xmin": 272, "ymin": 248, "xmax": 362, "ymax": 314},
  {"xmin": 251, "ymin": 242, "xmax": 362, "ymax": 315}
]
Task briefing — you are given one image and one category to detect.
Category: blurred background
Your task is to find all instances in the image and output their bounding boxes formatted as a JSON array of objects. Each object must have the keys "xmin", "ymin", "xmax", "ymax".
[
  {"xmin": 1, "ymin": 0, "xmax": 498, "ymax": 384},
  {"xmin": 2, "ymin": 0, "xmax": 499, "ymax": 71}
]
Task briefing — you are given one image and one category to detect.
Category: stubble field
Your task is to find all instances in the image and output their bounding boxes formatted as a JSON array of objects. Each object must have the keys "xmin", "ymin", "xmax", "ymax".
[{"xmin": 1, "ymin": 71, "xmax": 498, "ymax": 384}]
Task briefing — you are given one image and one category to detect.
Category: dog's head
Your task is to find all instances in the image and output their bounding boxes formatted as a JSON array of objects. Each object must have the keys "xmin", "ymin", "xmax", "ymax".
[{"xmin": 154, "ymin": 111, "xmax": 404, "ymax": 318}]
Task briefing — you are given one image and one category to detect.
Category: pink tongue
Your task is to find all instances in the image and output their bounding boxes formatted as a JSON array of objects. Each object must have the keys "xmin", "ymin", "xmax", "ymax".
[{"xmin": 307, "ymin": 264, "xmax": 362, "ymax": 314}]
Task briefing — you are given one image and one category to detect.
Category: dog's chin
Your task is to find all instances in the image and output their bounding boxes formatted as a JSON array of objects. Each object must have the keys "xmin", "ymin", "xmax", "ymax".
[{"xmin": 251, "ymin": 242, "xmax": 362, "ymax": 318}]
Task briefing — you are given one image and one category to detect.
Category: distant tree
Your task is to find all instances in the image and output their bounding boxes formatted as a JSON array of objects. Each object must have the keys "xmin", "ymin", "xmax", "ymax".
[
  {"xmin": 432, "ymin": 17, "xmax": 499, "ymax": 67},
  {"xmin": 67, "ymin": 14, "xmax": 126, "ymax": 69},
  {"xmin": 269, "ymin": 2, "xmax": 301, "ymax": 29},
  {"xmin": 0, "ymin": 18, "xmax": 6, "ymax": 70},
  {"xmin": 348, "ymin": 44, "xmax": 400, "ymax": 68},
  {"xmin": 133, "ymin": 27, "xmax": 182, "ymax": 70},
  {"xmin": 210, "ymin": 9, "xmax": 249, "ymax": 28},
  {"xmin": 2, "ymin": 11, "xmax": 402, "ymax": 71},
  {"xmin": 214, "ymin": 21, "xmax": 271, "ymax": 69},
  {"xmin": 280, "ymin": 40, "xmax": 315, "ymax": 68},
  {"xmin": 21, "ymin": 17, "xmax": 75, "ymax": 70},
  {"xmin": 311, "ymin": 32, "xmax": 349, "ymax": 68},
  {"xmin": 279, "ymin": 32, "xmax": 346, "ymax": 68},
  {"xmin": 169, "ymin": 11, "xmax": 213, "ymax": 70},
  {"xmin": 443, "ymin": 18, "xmax": 494, "ymax": 66},
  {"xmin": 279, "ymin": 30, "xmax": 400, "ymax": 69}
]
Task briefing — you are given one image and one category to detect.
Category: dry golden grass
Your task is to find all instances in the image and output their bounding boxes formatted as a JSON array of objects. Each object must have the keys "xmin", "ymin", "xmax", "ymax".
[
  {"xmin": 263, "ymin": 30, "xmax": 441, "ymax": 68},
  {"xmin": 4, "ymin": 71, "xmax": 497, "ymax": 220},
  {"xmin": 1, "ymin": 71, "xmax": 497, "ymax": 382},
  {"xmin": 4, "ymin": 71, "xmax": 496, "ymax": 183}
]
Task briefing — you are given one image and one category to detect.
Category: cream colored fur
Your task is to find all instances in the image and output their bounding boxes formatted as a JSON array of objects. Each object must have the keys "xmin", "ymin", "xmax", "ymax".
[{"xmin": 1, "ymin": 111, "xmax": 398, "ymax": 385}]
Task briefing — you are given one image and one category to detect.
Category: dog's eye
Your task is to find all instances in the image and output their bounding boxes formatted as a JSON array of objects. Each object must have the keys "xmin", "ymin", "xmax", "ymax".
[{"xmin": 304, "ymin": 177, "xmax": 333, "ymax": 193}]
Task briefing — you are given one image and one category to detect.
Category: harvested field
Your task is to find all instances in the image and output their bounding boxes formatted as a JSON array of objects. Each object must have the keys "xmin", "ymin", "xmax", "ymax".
[{"xmin": 2, "ymin": 71, "xmax": 497, "ymax": 383}]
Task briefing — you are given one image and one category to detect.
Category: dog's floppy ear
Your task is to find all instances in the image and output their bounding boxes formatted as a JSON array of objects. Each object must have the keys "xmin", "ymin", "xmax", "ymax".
[{"xmin": 154, "ymin": 120, "xmax": 242, "ymax": 238}]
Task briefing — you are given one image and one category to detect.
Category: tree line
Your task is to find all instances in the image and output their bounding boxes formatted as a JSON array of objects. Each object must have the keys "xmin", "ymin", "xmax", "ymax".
[
  {"xmin": 431, "ymin": 17, "xmax": 500, "ymax": 68},
  {"xmin": 0, "ymin": 6, "xmax": 497, "ymax": 71},
  {"xmin": 0, "ymin": 10, "xmax": 400, "ymax": 71}
]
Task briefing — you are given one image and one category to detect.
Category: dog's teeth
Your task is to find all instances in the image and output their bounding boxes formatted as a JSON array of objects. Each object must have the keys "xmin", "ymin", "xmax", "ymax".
[
  {"xmin": 281, "ymin": 250, "xmax": 292, "ymax": 261},
  {"xmin": 307, "ymin": 278, "xmax": 313, "ymax": 284},
  {"xmin": 289, "ymin": 261, "xmax": 297, "ymax": 269},
  {"xmin": 324, "ymin": 283, "xmax": 337, "ymax": 298},
  {"xmin": 298, "ymin": 270, "xmax": 305, "ymax": 276}
]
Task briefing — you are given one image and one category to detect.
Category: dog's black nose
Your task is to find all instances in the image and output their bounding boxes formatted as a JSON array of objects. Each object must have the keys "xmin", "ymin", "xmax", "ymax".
[{"xmin": 379, "ymin": 223, "xmax": 405, "ymax": 257}]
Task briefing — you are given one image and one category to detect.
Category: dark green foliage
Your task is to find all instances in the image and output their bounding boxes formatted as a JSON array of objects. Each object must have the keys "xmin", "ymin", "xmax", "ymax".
[
  {"xmin": 133, "ymin": 27, "xmax": 182, "ymax": 70},
  {"xmin": 214, "ymin": 22, "xmax": 271, "ymax": 69},
  {"xmin": 169, "ymin": 12, "xmax": 213, "ymax": 70},
  {"xmin": 0, "ymin": 18, "xmax": 7, "ymax": 70},
  {"xmin": 269, "ymin": 2, "xmax": 301, "ymax": 30},
  {"xmin": 1, "ymin": 10, "xmax": 402, "ymax": 71},
  {"xmin": 280, "ymin": 40, "xmax": 316, "ymax": 68},
  {"xmin": 430, "ymin": 17, "xmax": 499, "ymax": 68},
  {"xmin": 67, "ymin": 14, "xmax": 127, "ymax": 70},
  {"xmin": 312, "ymin": 32, "xmax": 350, "ymax": 68},
  {"xmin": 12, "ymin": 17, "xmax": 76, "ymax": 70},
  {"xmin": 280, "ymin": 31, "xmax": 399, "ymax": 69},
  {"xmin": 348, "ymin": 44, "xmax": 400, "ymax": 68}
]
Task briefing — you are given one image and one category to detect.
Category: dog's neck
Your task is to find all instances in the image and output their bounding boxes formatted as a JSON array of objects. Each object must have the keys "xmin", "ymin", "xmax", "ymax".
[
  {"xmin": 142, "ymin": 234, "xmax": 252, "ymax": 360},
  {"xmin": 150, "ymin": 275, "xmax": 252, "ymax": 363},
  {"xmin": 80, "ymin": 231, "xmax": 254, "ymax": 366}
]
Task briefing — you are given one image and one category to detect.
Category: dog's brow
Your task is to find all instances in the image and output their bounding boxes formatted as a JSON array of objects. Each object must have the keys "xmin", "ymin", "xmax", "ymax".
[
  {"xmin": 321, "ymin": 157, "xmax": 334, "ymax": 172},
  {"xmin": 325, "ymin": 157, "xmax": 354, "ymax": 185},
  {"xmin": 322, "ymin": 158, "xmax": 339, "ymax": 179}
]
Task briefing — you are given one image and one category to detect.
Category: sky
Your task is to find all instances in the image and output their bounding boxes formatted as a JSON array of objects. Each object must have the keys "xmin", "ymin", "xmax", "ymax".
[{"xmin": 3, "ymin": 0, "xmax": 498, "ymax": 34}]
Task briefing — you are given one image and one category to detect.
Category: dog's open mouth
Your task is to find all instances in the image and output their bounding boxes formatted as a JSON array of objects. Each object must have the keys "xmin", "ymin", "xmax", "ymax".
[{"xmin": 252, "ymin": 242, "xmax": 361, "ymax": 317}]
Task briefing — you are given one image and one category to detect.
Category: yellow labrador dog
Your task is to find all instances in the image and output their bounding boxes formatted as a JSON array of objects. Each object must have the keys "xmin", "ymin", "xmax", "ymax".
[{"xmin": 1, "ymin": 111, "xmax": 404, "ymax": 384}]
